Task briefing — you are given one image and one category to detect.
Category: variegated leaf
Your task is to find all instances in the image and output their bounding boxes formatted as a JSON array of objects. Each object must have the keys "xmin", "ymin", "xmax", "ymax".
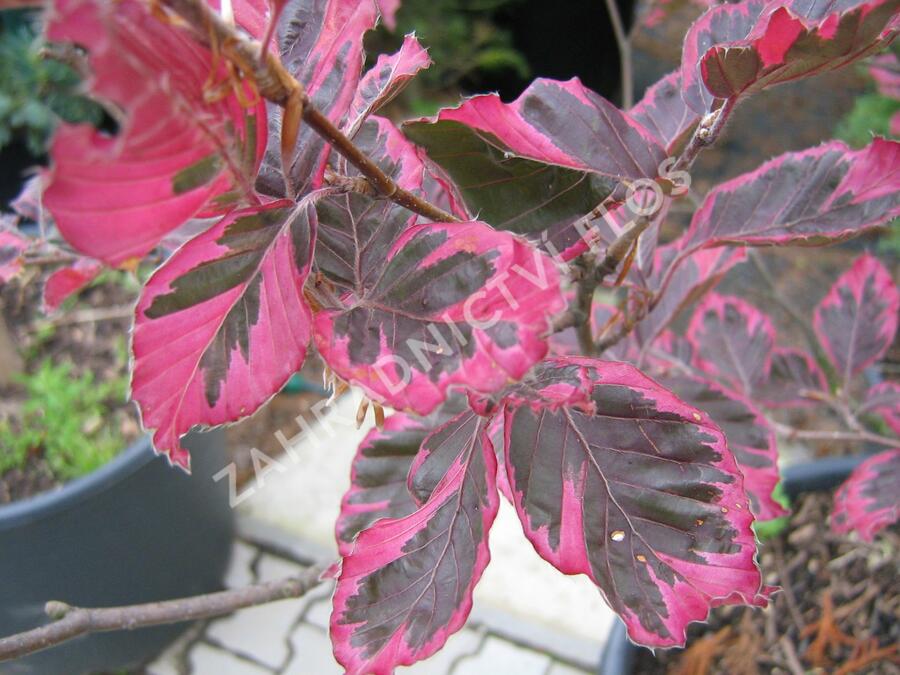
[
  {"xmin": 43, "ymin": 0, "xmax": 266, "ymax": 266},
  {"xmin": 757, "ymin": 347, "xmax": 829, "ymax": 407},
  {"xmin": 501, "ymin": 357, "xmax": 765, "ymax": 648},
  {"xmin": 258, "ymin": 0, "xmax": 380, "ymax": 196},
  {"xmin": 832, "ymin": 449, "xmax": 900, "ymax": 541},
  {"xmin": 859, "ymin": 381, "xmax": 900, "ymax": 435},
  {"xmin": 404, "ymin": 78, "xmax": 666, "ymax": 261},
  {"xmin": 682, "ymin": 0, "xmax": 899, "ymax": 110},
  {"xmin": 687, "ymin": 294, "xmax": 776, "ymax": 396},
  {"xmin": 680, "ymin": 139, "xmax": 900, "ymax": 256},
  {"xmin": 344, "ymin": 34, "xmax": 431, "ymax": 138},
  {"xmin": 132, "ymin": 199, "xmax": 318, "ymax": 468},
  {"xmin": 314, "ymin": 221, "xmax": 566, "ymax": 416},
  {"xmin": 654, "ymin": 370, "xmax": 786, "ymax": 520},
  {"xmin": 813, "ymin": 253, "xmax": 899, "ymax": 388},
  {"xmin": 331, "ymin": 410, "xmax": 498, "ymax": 674}
]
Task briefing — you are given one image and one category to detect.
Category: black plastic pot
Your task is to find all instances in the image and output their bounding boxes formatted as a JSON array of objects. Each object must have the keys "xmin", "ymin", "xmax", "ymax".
[
  {"xmin": 0, "ymin": 431, "xmax": 234, "ymax": 674},
  {"xmin": 597, "ymin": 454, "xmax": 871, "ymax": 675}
]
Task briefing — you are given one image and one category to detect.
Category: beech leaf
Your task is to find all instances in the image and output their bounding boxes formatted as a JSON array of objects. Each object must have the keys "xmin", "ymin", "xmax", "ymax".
[
  {"xmin": 682, "ymin": 0, "xmax": 900, "ymax": 109},
  {"xmin": 344, "ymin": 35, "xmax": 432, "ymax": 138},
  {"xmin": 500, "ymin": 357, "xmax": 765, "ymax": 648},
  {"xmin": 680, "ymin": 139, "xmax": 900, "ymax": 256},
  {"xmin": 654, "ymin": 370, "xmax": 786, "ymax": 520},
  {"xmin": 812, "ymin": 253, "xmax": 899, "ymax": 388},
  {"xmin": 832, "ymin": 449, "xmax": 900, "ymax": 541},
  {"xmin": 132, "ymin": 199, "xmax": 318, "ymax": 468},
  {"xmin": 42, "ymin": 258, "xmax": 103, "ymax": 313},
  {"xmin": 404, "ymin": 78, "xmax": 666, "ymax": 260},
  {"xmin": 687, "ymin": 294, "xmax": 776, "ymax": 397},
  {"xmin": 43, "ymin": 0, "xmax": 267, "ymax": 266},
  {"xmin": 314, "ymin": 220, "xmax": 566, "ymax": 416},
  {"xmin": 757, "ymin": 347, "xmax": 829, "ymax": 408},
  {"xmin": 859, "ymin": 382, "xmax": 900, "ymax": 435},
  {"xmin": 331, "ymin": 410, "xmax": 498, "ymax": 674}
]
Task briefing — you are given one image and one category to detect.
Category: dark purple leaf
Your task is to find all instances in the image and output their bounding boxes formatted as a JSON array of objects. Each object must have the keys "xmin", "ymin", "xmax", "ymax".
[
  {"xmin": 687, "ymin": 294, "xmax": 776, "ymax": 397},
  {"xmin": 680, "ymin": 139, "xmax": 900, "ymax": 256},
  {"xmin": 859, "ymin": 382, "xmax": 900, "ymax": 435},
  {"xmin": 501, "ymin": 357, "xmax": 765, "ymax": 647},
  {"xmin": 757, "ymin": 348, "xmax": 829, "ymax": 408},
  {"xmin": 404, "ymin": 78, "xmax": 666, "ymax": 261},
  {"xmin": 813, "ymin": 253, "xmax": 899, "ymax": 388},
  {"xmin": 331, "ymin": 410, "xmax": 499, "ymax": 673}
]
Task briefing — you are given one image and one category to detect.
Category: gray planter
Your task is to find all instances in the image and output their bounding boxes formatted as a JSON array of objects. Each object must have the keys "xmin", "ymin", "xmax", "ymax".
[{"xmin": 0, "ymin": 431, "xmax": 234, "ymax": 674}]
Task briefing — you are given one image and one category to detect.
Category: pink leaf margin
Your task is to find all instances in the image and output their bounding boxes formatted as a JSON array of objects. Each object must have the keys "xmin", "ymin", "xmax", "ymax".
[{"xmin": 832, "ymin": 449, "xmax": 900, "ymax": 541}]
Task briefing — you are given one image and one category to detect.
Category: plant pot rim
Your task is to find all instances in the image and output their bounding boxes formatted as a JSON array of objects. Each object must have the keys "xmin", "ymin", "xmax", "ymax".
[{"xmin": 0, "ymin": 434, "xmax": 157, "ymax": 529}]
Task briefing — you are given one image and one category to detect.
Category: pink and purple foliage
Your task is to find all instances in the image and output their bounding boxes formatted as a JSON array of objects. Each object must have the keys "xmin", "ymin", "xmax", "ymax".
[
  {"xmin": 832, "ymin": 449, "xmax": 900, "ymax": 541},
  {"xmin": 813, "ymin": 253, "xmax": 900, "ymax": 388},
  {"xmin": 3, "ymin": 0, "xmax": 900, "ymax": 668}
]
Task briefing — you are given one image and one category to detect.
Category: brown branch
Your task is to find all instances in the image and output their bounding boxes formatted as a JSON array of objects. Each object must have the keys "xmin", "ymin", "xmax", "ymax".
[
  {"xmin": 0, "ymin": 565, "xmax": 327, "ymax": 663},
  {"xmin": 770, "ymin": 421, "xmax": 900, "ymax": 449},
  {"xmin": 160, "ymin": 0, "xmax": 459, "ymax": 224},
  {"xmin": 673, "ymin": 97, "xmax": 736, "ymax": 172}
]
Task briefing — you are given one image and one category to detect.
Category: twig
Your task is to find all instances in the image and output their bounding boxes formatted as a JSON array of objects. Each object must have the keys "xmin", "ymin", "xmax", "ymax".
[
  {"xmin": 573, "ymin": 255, "xmax": 597, "ymax": 354},
  {"xmin": 48, "ymin": 304, "xmax": 136, "ymax": 326},
  {"xmin": 160, "ymin": 0, "xmax": 459, "ymax": 224},
  {"xmin": 771, "ymin": 421, "xmax": 900, "ymax": 449},
  {"xmin": 603, "ymin": 0, "xmax": 633, "ymax": 108},
  {"xmin": 0, "ymin": 565, "xmax": 327, "ymax": 662},
  {"xmin": 672, "ymin": 97, "xmax": 736, "ymax": 172},
  {"xmin": 592, "ymin": 215, "xmax": 650, "ymax": 283},
  {"xmin": 779, "ymin": 636, "xmax": 806, "ymax": 675}
]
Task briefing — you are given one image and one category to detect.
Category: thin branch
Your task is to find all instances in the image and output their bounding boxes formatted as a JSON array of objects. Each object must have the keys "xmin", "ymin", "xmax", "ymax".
[
  {"xmin": 0, "ymin": 565, "xmax": 327, "ymax": 663},
  {"xmin": 574, "ymin": 255, "xmax": 598, "ymax": 355},
  {"xmin": 160, "ymin": 0, "xmax": 459, "ymax": 224},
  {"xmin": 672, "ymin": 97, "xmax": 736, "ymax": 172},
  {"xmin": 603, "ymin": 0, "xmax": 633, "ymax": 108},
  {"xmin": 770, "ymin": 421, "xmax": 900, "ymax": 449}
]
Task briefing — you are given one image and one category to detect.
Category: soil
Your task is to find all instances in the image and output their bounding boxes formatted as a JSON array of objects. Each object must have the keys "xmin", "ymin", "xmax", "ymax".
[
  {"xmin": 0, "ymin": 270, "xmax": 330, "ymax": 503},
  {"xmin": 0, "ymin": 273, "xmax": 142, "ymax": 504},
  {"xmin": 631, "ymin": 491, "xmax": 900, "ymax": 675}
]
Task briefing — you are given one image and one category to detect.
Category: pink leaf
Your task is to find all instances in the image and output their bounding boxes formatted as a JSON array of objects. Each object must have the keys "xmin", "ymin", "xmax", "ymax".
[
  {"xmin": 687, "ymin": 294, "xmax": 776, "ymax": 397},
  {"xmin": 682, "ymin": 0, "xmax": 899, "ymax": 109},
  {"xmin": 404, "ymin": 78, "xmax": 666, "ymax": 261},
  {"xmin": 859, "ymin": 381, "xmax": 900, "ymax": 435},
  {"xmin": 0, "ymin": 222, "xmax": 29, "ymax": 284},
  {"xmin": 501, "ymin": 357, "xmax": 765, "ymax": 648},
  {"xmin": 314, "ymin": 221, "xmax": 566, "ymax": 416},
  {"xmin": 132, "ymin": 199, "xmax": 318, "ymax": 468},
  {"xmin": 681, "ymin": 139, "xmax": 900, "ymax": 255},
  {"xmin": 812, "ymin": 253, "xmax": 899, "ymax": 388},
  {"xmin": 331, "ymin": 410, "xmax": 499, "ymax": 674},
  {"xmin": 757, "ymin": 348, "xmax": 829, "ymax": 408},
  {"xmin": 42, "ymin": 258, "xmax": 104, "ymax": 313},
  {"xmin": 344, "ymin": 35, "xmax": 431, "ymax": 139},
  {"xmin": 43, "ymin": 0, "xmax": 267, "ymax": 267},
  {"xmin": 869, "ymin": 52, "xmax": 900, "ymax": 98},
  {"xmin": 832, "ymin": 449, "xmax": 900, "ymax": 541}
]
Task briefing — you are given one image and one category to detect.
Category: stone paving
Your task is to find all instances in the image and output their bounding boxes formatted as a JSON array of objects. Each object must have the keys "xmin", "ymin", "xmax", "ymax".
[{"xmin": 147, "ymin": 540, "xmax": 597, "ymax": 675}]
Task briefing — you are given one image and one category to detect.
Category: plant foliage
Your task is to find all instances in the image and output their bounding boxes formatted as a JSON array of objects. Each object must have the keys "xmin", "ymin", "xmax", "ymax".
[{"xmin": 1, "ymin": 0, "xmax": 899, "ymax": 670}]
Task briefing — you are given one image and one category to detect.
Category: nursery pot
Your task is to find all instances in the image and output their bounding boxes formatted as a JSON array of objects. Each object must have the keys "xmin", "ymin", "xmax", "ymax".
[
  {"xmin": 597, "ymin": 453, "xmax": 870, "ymax": 675},
  {"xmin": 0, "ymin": 431, "xmax": 234, "ymax": 674}
]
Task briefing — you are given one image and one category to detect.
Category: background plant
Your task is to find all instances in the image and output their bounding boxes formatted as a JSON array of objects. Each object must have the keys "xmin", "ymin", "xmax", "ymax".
[{"xmin": 0, "ymin": 0, "xmax": 898, "ymax": 671}]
